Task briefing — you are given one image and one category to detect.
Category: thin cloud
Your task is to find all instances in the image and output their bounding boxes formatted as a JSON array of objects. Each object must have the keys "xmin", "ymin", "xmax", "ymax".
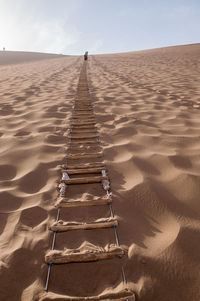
[{"xmin": 0, "ymin": 0, "xmax": 81, "ymax": 53}]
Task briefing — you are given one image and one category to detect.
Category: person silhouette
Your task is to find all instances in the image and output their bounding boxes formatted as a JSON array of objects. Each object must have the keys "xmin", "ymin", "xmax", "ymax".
[{"xmin": 84, "ymin": 51, "xmax": 88, "ymax": 60}]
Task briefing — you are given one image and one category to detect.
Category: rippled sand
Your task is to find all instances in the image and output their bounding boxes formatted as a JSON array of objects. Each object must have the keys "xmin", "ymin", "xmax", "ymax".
[{"xmin": 0, "ymin": 44, "xmax": 200, "ymax": 300}]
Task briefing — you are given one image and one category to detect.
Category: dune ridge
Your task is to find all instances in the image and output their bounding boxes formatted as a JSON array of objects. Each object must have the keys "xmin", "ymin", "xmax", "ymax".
[
  {"xmin": 88, "ymin": 43, "xmax": 200, "ymax": 300},
  {"xmin": 0, "ymin": 44, "xmax": 200, "ymax": 300}
]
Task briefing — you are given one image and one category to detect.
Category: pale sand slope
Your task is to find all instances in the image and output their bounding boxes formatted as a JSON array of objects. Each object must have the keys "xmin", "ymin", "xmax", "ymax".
[
  {"xmin": 0, "ymin": 54, "xmax": 82, "ymax": 300},
  {"xmin": 0, "ymin": 44, "xmax": 200, "ymax": 301},
  {"xmin": 0, "ymin": 51, "xmax": 64, "ymax": 66},
  {"xmin": 88, "ymin": 44, "xmax": 200, "ymax": 301}
]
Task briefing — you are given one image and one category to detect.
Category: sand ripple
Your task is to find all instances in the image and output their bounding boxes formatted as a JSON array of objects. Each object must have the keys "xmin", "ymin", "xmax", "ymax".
[{"xmin": 88, "ymin": 44, "xmax": 200, "ymax": 300}]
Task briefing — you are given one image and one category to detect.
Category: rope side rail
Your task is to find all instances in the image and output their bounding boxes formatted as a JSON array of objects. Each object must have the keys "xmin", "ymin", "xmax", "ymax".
[{"xmin": 43, "ymin": 60, "xmax": 135, "ymax": 301}]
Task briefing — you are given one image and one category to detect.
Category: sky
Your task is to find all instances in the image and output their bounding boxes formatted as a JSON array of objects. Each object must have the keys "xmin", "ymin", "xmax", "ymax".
[{"xmin": 0, "ymin": 0, "xmax": 199, "ymax": 55}]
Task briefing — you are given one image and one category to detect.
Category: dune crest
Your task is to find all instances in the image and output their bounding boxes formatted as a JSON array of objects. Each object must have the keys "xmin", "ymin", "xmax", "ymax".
[{"xmin": 1, "ymin": 44, "xmax": 200, "ymax": 300}]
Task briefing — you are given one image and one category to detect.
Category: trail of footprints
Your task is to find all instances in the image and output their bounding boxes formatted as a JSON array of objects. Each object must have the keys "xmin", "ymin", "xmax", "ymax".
[{"xmin": 41, "ymin": 62, "xmax": 135, "ymax": 300}]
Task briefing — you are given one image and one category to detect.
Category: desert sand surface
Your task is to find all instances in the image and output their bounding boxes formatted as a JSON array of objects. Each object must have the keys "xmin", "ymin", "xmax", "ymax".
[
  {"xmin": 0, "ymin": 51, "xmax": 64, "ymax": 66},
  {"xmin": 0, "ymin": 44, "xmax": 200, "ymax": 301}
]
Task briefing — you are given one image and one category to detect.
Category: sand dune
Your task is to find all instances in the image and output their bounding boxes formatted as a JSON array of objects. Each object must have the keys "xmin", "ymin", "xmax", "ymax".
[
  {"xmin": 0, "ymin": 44, "xmax": 200, "ymax": 300},
  {"xmin": 88, "ymin": 43, "xmax": 200, "ymax": 300},
  {"xmin": 0, "ymin": 50, "xmax": 64, "ymax": 66}
]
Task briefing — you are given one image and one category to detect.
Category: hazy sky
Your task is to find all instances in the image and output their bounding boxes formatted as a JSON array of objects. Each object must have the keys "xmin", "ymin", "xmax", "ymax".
[{"xmin": 0, "ymin": 0, "xmax": 199, "ymax": 55}]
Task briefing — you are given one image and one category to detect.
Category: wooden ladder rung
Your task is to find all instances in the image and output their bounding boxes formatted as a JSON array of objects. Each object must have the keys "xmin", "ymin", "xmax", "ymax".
[
  {"xmin": 64, "ymin": 167, "xmax": 103, "ymax": 174},
  {"xmin": 66, "ymin": 153, "xmax": 102, "ymax": 159},
  {"xmin": 62, "ymin": 163, "xmax": 105, "ymax": 169},
  {"xmin": 70, "ymin": 135, "xmax": 98, "ymax": 139},
  {"xmin": 74, "ymin": 108, "xmax": 93, "ymax": 111},
  {"xmin": 71, "ymin": 130, "xmax": 97, "ymax": 133},
  {"xmin": 45, "ymin": 244, "xmax": 124, "ymax": 264},
  {"xmin": 49, "ymin": 217, "xmax": 118, "ymax": 232},
  {"xmin": 73, "ymin": 114, "xmax": 94, "ymax": 117},
  {"xmin": 74, "ymin": 106, "xmax": 92, "ymax": 108},
  {"xmin": 74, "ymin": 109, "xmax": 92, "ymax": 112},
  {"xmin": 39, "ymin": 288, "xmax": 135, "ymax": 301},
  {"xmin": 55, "ymin": 197, "xmax": 112, "ymax": 208},
  {"xmin": 72, "ymin": 117, "xmax": 95, "ymax": 121},
  {"xmin": 71, "ymin": 126, "xmax": 96, "ymax": 129},
  {"xmin": 69, "ymin": 140, "xmax": 98, "ymax": 145},
  {"xmin": 61, "ymin": 176, "xmax": 108, "ymax": 185},
  {"xmin": 71, "ymin": 122, "xmax": 96, "ymax": 126},
  {"xmin": 75, "ymin": 105, "xmax": 91, "ymax": 107},
  {"xmin": 69, "ymin": 146, "xmax": 100, "ymax": 151}
]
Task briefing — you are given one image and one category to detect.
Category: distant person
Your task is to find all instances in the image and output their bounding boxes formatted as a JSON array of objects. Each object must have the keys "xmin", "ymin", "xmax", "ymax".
[
  {"xmin": 3, "ymin": 47, "xmax": 5, "ymax": 51},
  {"xmin": 84, "ymin": 51, "xmax": 88, "ymax": 61}
]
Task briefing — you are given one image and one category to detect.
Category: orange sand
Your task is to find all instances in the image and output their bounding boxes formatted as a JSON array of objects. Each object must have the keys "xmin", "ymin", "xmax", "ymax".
[{"xmin": 0, "ymin": 44, "xmax": 200, "ymax": 300}]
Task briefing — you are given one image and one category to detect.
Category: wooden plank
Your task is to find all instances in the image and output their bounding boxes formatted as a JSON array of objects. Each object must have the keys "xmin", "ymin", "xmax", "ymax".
[
  {"xmin": 72, "ymin": 117, "xmax": 94, "ymax": 120},
  {"xmin": 64, "ymin": 167, "xmax": 103, "ymax": 174},
  {"xmin": 72, "ymin": 121, "xmax": 95, "ymax": 124},
  {"xmin": 71, "ymin": 132, "xmax": 97, "ymax": 136},
  {"xmin": 75, "ymin": 105, "xmax": 92, "ymax": 108},
  {"xmin": 71, "ymin": 126, "xmax": 96, "ymax": 129},
  {"xmin": 39, "ymin": 289, "xmax": 135, "ymax": 301},
  {"xmin": 70, "ymin": 135, "xmax": 98, "ymax": 139},
  {"xmin": 72, "ymin": 119, "xmax": 95, "ymax": 123},
  {"xmin": 72, "ymin": 116, "xmax": 94, "ymax": 119},
  {"xmin": 55, "ymin": 197, "xmax": 111, "ymax": 208},
  {"xmin": 69, "ymin": 140, "xmax": 98, "ymax": 144},
  {"xmin": 62, "ymin": 162, "xmax": 105, "ymax": 169},
  {"xmin": 49, "ymin": 217, "xmax": 118, "ymax": 232},
  {"xmin": 71, "ymin": 129, "xmax": 97, "ymax": 133},
  {"xmin": 73, "ymin": 109, "xmax": 93, "ymax": 111},
  {"xmin": 61, "ymin": 175, "xmax": 108, "ymax": 185},
  {"xmin": 45, "ymin": 244, "xmax": 124, "ymax": 264},
  {"xmin": 69, "ymin": 146, "xmax": 101, "ymax": 151},
  {"xmin": 73, "ymin": 113, "xmax": 94, "ymax": 116},
  {"xmin": 74, "ymin": 107, "xmax": 92, "ymax": 109},
  {"xmin": 72, "ymin": 115, "xmax": 94, "ymax": 117},
  {"xmin": 66, "ymin": 153, "xmax": 102, "ymax": 159},
  {"xmin": 71, "ymin": 122, "xmax": 96, "ymax": 126}
]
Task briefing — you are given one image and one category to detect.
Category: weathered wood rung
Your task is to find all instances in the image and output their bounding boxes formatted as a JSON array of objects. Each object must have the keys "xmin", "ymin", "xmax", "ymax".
[
  {"xmin": 74, "ymin": 110, "xmax": 93, "ymax": 113},
  {"xmin": 73, "ymin": 114, "xmax": 94, "ymax": 117},
  {"xmin": 71, "ymin": 126, "xmax": 96, "ymax": 130},
  {"xmin": 74, "ymin": 105, "xmax": 93, "ymax": 111},
  {"xmin": 61, "ymin": 175, "xmax": 108, "ymax": 185},
  {"xmin": 39, "ymin": 288, "xmax": 135, "ymax": 300},
  {"xmin": 75, "ymin": 106, "xmax": 92, "ymax": 109},
  {"xmin": 71, "ymin": 132, "xmax": 97, "ymax": 136},
  {"xmin": 69, "ymin": 146, "xmax": 100, "ymax": 151},
  {"xmin": 55, "ymin": 197, "xmax": 112, "ymax": 208},
  {"xmin": 45, "ymin": 243, "xmax": 124, "ymax": 264},
  {"xmin": 64, "ymin": 167, "xmax": 103, "ymax": 174},
  {"xmin": 72, "ymin": 115, "xmax": 95, "ymax": 122},
  {"xmin": 69, "ymin": 140, "xmax": 98, "ymax": 145},
  {"xmin": 72, "ymin": 113, "xmax": 94, "ymax": 116},
  {"xmin": 62, "ymin": 162, "xmax": 105, "ymax": 169},
  {"xmin": 74, "ymin": 107, "xmax": 92, "ymax": 110},
  {"xmin": 73, "ymin": 114, "xmax": 93, "ymax": 117},
  {"xmin": 71, "ymin": 130, "xmax": 97, "ymax": 134},
  {"xmin": 71, "ymin": 135, "xmax": 98, "ymax": 140},
  {"xmin": 66, "ymin": 153, "xmax": 102, "ymax": 159},
  {"xmin": 75, "ymin": 105, "xmax": 91, "ymax": 107},
  {"xmin": 72, "ymin": 122, "xmax": 96, "ymax": 126},
  {"xmin": 49, "ymin": 217, "xmax": 118, "ymax": 232}
]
